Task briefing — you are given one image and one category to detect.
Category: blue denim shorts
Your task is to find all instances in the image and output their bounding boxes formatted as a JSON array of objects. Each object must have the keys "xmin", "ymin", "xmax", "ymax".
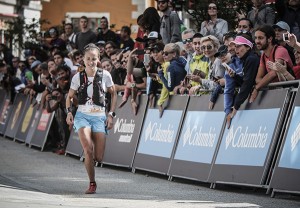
[{"xmin": 73, "ymin": 111, "xmax": 107, "ymax": 134}]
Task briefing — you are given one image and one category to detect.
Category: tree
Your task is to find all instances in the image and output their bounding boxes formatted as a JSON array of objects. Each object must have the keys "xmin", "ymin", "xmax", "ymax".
[
  {"xmin": 185, "ymin": 0, "xmax": 252, "ymax": 31},
  {"xmin": 4, "ymin": 17, "xmax": 49, "ymax": 57}
]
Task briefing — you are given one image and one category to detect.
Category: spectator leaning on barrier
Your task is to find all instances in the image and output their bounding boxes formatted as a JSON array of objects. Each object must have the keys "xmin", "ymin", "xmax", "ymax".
[
  {"xmin": 157, "ymin": 0, "xmax": 182, "ymax": 44},
  {"xmin": 200, "ymin": 2, "xmax": 228, "ymax": 43},
  {"xmin": 66, "ymin": 43, "xmax": 117, "ymax": 194},
  {"xmin": 176, "ymin": 33, "xmax": 209, "ymax": 95},
  {"xmin": 189, "ymin": 35, "xmax": 225, "ymax": 110},
  {"xmin": 250, "ymin": 25, "xmax": 295, "ymax": 103},
  {"xmin": 158, "ymin": 43, "xmax": 186, "ymax": 95},
  {"xmin": 224, "ymin": 33, "xmax": 260, "ymax": 129},
  {"xmin": 118, "ymin": 48, "xmax": 147, "ymax": 115}
]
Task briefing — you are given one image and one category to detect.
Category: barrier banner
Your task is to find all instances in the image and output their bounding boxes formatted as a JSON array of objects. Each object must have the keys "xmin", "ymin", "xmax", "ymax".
[
  {"xmin": 133, "ymin": 96, "xmax": 188, "ymax": 174},
  {"xmin": 102, "ymin": 95, "xmax": 148, "ymax": 167},
  {"xmin": 15, "ymin": 100, "xmax": 38, "ymax": 142},
  {"xmin": 4, "ymin": 93, "xmax": 28, "ymax": 139},
  {"xmin": 208, "ymin": 89, "xmax": 288, "ymax": 186},
  {"xmin": 29, "ymin": 108, "xmax": 54, "ymax": 151},
  {"xmin": 0, "ymin": 94, "xmax": 11, "ymax": 135},
  {"xmin": 269, "ymin": 92, "xmax": 300, "ymax": 193},
  {"xmin": 25, "ymin": 105, "xmax": 42, "ymax": 144},
  {"xmin": 168, "ymin": 95, "xmax": 225, "ymax": 181},
  {"xmin": 65, "ymin": 129, "xmax": 83, "ymax": 158},
  {"xmin": 0, "ymin": 90, "xmax": 7, "ymax": 114}
]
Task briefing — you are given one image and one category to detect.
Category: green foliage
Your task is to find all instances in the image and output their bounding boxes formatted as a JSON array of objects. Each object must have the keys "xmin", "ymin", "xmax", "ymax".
[
  {"xmin": 4, "ymin": 17, "xmax": 49, "ymax": 53},
  {"xmin": 185, "ymin": 0, "xmax": 252, "ymax": 31}
]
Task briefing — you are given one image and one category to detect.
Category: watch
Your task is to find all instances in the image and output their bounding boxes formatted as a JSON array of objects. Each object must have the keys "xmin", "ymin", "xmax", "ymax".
[
  {"xmin": 131, "ymin": 83, "xmax": 136, "ymax": 88},
  {"xmin": 108, "ymin": 111, "xmax": 116, "ymax": 118},
  {"xmin": 67, "ymin": 107, "xmax": 72, "ymax": 113}
]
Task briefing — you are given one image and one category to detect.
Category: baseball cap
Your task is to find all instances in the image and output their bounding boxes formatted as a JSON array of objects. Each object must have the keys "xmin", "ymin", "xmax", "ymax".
[
  {"xmin": 95, "ymin": 40, "xmax": 105, "ymax": 46},
  {"xmin": 148, "ymin": 31, "xmax": 159, "ymax": 40},
  {"xmin": 272, "ymin": 21, "xmax": 290, "ymax": 32},
  {"xmin": 230, "ymin": 36, "xmax": 253, "ymax": 48},
  {"xmin": 214, "ymin": 45, "xmax": 228, "ymax": 57},
  {"xmin": 31, "ymin": 60, "xmax": 41, "ymax": 70}
]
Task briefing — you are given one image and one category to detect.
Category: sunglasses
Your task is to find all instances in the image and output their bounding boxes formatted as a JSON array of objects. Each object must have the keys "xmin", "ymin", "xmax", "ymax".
[
  {"xmin": 183, "ymin": 38, "xmax": 192, "ymax": 44},
  {"xmin": 238, "ymin": 25, "xmax": 248, "ymax": 29},
  {"xmin": 163, "ymin": 51, "xmax": 174, "ymax": 56},
  {"xmin": 201, "ymin": 45, "xmax": 213, "ymax": 51},
  {"xmin": 208, "ymin": 6, "xmax": 217, "ymax": 10}
]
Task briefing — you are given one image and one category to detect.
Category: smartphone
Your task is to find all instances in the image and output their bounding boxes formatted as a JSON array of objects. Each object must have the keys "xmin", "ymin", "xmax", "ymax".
[
  {"xmin": 283, "ymin": 33, "xmax": 289, "ymax": 41},
  {"xmin": 134, "ymin": 49, "xmax": 145, "ymax": 55},
  {"xmin": 144, "ymin": 54, "xmax": 151, "ymax": 66},
  {"xmin": 222, "ymin": 63, "xmax": 232, "ymax": 71}
]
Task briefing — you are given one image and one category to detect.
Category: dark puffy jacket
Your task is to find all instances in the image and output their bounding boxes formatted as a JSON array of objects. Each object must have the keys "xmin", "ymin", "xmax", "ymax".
[{"xmin": 158, "ymin": 56, "xmax": 187, "ymax": 92}]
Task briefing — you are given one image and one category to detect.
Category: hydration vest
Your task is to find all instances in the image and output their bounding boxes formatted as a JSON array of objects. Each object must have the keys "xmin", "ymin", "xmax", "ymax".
[{"xmin": 77, "ymin": 68, "xmax": 106, "ymax": 107}]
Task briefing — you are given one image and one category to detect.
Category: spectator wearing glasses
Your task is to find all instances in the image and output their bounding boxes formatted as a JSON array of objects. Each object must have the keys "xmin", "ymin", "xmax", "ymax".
[
  {"xmin": 189, "ymin": 36, "xmax": 225, "ymax": 105},
  {"xmin": 158, "ymin": 43, "xmax": 187, "ymax": 95},
  {"xmin": 181, "ymin": 29, "xmax": 196, "ymax": 73},
  {"xmin": 44, "ymin": 27, "xmax": 66, "ymax": 52},
  {"xmin": 157, "ymin": 0, "xmax": 182, "ymax": 44},
  {"xmin": 200, "ymin": 3, "xmax": 228, "ymax": 43}
]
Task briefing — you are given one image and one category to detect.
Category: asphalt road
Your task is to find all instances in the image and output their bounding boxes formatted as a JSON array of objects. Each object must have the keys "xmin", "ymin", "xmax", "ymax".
[{"xmin": 0, "ymin": 137, "xmax": 299, "ymax": 208}]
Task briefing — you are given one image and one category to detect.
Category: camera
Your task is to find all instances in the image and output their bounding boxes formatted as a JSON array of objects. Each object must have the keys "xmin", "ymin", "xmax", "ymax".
[
  {"xmin": 51, "ymin": 95, "xmax": 58, "ymax": 100},
  {"xmin": 283, "ymin": 33, "xmax": 289, "ymax": 41}
]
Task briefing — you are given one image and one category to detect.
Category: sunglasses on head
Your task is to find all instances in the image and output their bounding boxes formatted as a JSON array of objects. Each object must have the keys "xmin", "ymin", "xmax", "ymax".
[
  {"xmin": 201, "ymin": 45, "xmax": 213, "ymax": 51},
  {"xmin": 183, "ymin": 38, "xmax": 192, "ymax": 44}
]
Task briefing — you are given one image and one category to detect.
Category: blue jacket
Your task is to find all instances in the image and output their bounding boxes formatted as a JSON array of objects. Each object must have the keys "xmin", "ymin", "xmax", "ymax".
[{"xmin": 158, "ymin": 56, "xmax": 187, "ymax": 92}]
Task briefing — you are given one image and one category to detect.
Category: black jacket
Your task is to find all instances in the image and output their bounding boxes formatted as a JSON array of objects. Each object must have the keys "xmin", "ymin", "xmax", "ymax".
[{"xmin": 234, "ymin": 51, "xmax": 260, "ymax": 110}]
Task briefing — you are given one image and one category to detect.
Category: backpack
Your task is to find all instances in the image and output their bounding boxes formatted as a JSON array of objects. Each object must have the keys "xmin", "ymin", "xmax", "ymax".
[{"xmin": 77, "ymin": 68, "xmax": 106, "ymax": 107}]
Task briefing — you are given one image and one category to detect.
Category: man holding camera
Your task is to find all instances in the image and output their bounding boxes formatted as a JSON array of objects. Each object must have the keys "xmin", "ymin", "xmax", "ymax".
[{"xmin": 273, "ymin": 21, "xmax": 296, "ymax": 65}]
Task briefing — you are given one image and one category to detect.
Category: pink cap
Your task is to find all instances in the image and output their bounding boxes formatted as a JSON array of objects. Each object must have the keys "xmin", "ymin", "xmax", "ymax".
[{"xmin": 231, "ymin": 36, "xmax": 253, "ymax": 48}]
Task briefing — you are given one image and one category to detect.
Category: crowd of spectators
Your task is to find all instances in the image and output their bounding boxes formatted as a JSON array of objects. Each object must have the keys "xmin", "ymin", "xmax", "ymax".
[{"xmin": 0, "ymin": 0, "xmax": 300, "ymax": 153}]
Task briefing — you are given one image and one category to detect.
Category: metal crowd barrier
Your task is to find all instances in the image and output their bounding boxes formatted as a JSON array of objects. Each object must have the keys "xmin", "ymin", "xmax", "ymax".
[{"xmin": 0, "ymin": 80, "xmax": 299, "ymax": 197}]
